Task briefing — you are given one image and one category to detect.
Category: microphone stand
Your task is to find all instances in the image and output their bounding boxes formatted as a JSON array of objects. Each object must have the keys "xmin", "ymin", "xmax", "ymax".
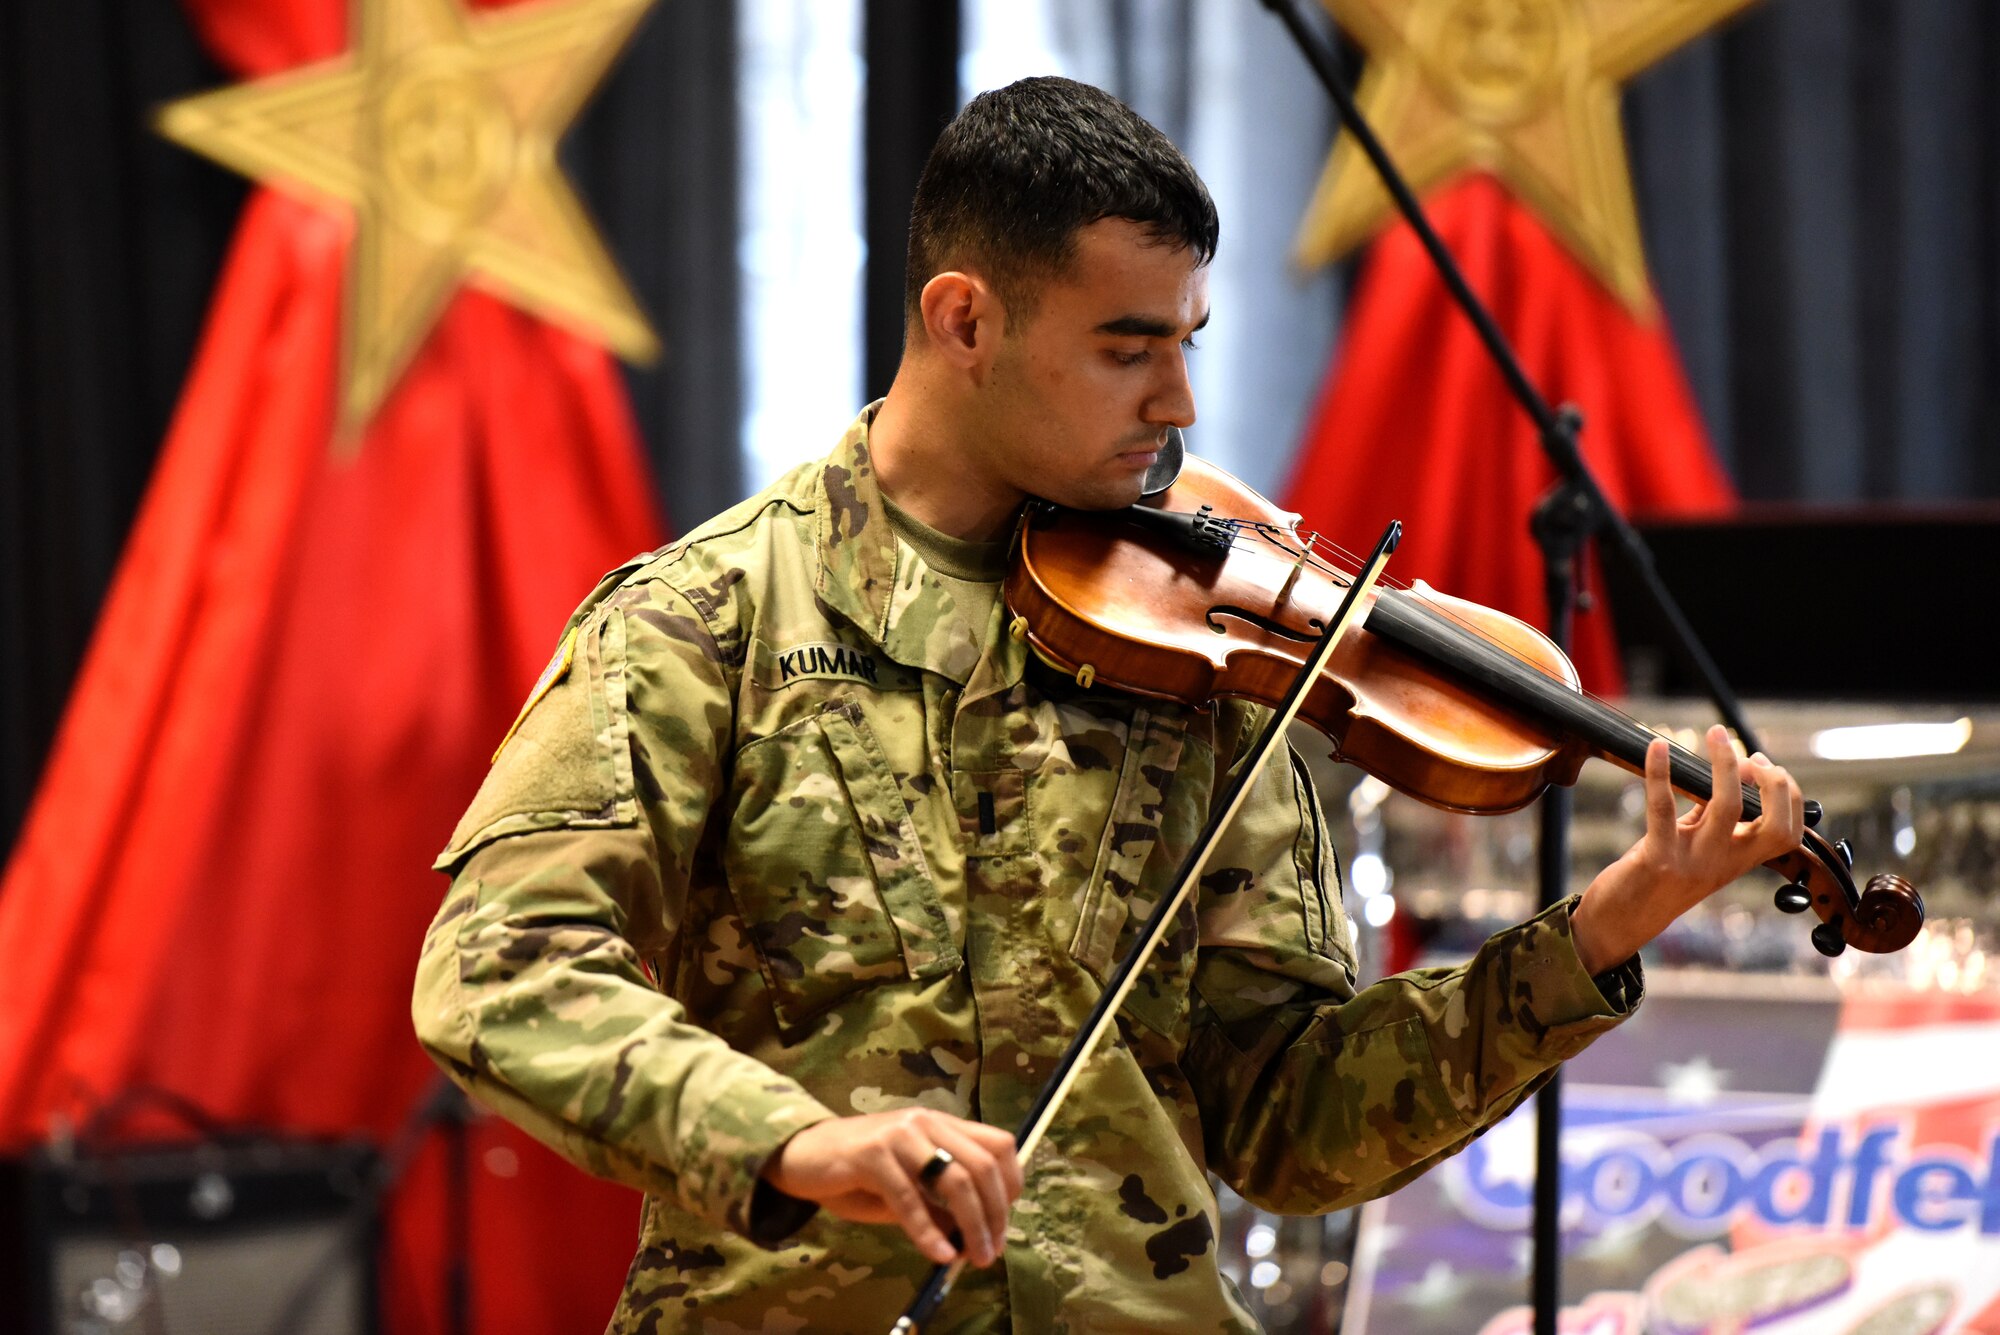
[{"xmin": 1255, "ymin": 3, "xmax": 1772, "ymax": 1331}]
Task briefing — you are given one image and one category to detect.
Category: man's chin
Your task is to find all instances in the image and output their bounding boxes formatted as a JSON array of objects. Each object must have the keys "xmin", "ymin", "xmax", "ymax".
[{"xmin": 1031, "ymin": 478, "xmax": 1146, "ymax": 513}]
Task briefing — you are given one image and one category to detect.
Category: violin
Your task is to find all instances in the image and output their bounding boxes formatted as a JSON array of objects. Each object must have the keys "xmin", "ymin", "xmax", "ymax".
[{"xmin": 1004, "ymin": 454, "xmax": 1925, "ymax": 958}]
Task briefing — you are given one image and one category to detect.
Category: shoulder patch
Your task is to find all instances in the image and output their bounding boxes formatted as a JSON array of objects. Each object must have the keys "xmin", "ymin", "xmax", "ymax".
[
  {"xmin": 439, "ymin": 612, "xmax": 637, "ymax": 871},
  {"xmin": 493, "ymin": 627, "xmax": 578, "ymax": 763}
]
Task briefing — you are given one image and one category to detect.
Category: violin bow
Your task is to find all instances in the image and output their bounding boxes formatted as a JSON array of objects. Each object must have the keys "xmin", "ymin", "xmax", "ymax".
[{"xmin": 889, "ymin": 519, "xmax": 1403, "ymax": 1334}]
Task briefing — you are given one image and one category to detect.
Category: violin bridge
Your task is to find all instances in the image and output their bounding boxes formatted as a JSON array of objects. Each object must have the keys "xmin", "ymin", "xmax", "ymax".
[{"xmin": 1277, "ymin": 543, "xmax": 1311, "ymax": 605}]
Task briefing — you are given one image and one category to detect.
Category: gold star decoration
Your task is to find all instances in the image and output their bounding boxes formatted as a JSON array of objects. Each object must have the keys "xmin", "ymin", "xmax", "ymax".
[
  {"xmin": 159, "ymin": 0, "xmax": 660, "ymax": 439},
  {"xmin": 1297, "ymin": 0, "xmax": 1760, "ymax": 315}
]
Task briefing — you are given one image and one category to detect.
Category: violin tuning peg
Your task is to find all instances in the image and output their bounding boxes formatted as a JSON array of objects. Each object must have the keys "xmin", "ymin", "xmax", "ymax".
[
  {"xmin": 1803, "ymin": 800, "xmax": 1823, "ymax": 828},
  {"xmin": 1834, "ymin": 838, "xmax": 1855, "ymax": 868},
  {"xmin": 1774, "ymin": 884, "xmax": 1812, "ymax": 915},
  {"xmin": 1810, "ymin": 921, "xmax": 1847, "ymax": 958}
]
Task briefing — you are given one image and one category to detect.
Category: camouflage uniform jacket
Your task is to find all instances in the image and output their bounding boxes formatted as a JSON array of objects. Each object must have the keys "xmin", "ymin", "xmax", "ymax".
[{"xmin": 412, "ymin": 407, "xmax": 1643, "ymax": 1334}]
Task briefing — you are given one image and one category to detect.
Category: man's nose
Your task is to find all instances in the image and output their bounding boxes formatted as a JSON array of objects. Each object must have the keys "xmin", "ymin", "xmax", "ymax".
[{"xmin": 1147, "ymin": 350, "xmax": 1197, "ymax": 428}]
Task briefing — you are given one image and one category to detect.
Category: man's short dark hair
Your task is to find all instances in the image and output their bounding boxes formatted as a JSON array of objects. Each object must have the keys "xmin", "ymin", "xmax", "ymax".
[{"xmin": 904, "ymin": 76, "xmax": 1219, "ymax": 326}]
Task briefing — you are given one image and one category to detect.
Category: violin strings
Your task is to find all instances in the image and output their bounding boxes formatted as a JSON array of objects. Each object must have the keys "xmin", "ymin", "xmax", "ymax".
[
  {"xmin": 1090, "ymin": 507, "xmax": 1761, "ymax": 812},
  {"xmin": 1167, "ymin": 516, "xmax": 1722, "ymax": 779},
  {"xmin": 1224, "ymin": 523, "xmax": 1761, "ymax": 812}
]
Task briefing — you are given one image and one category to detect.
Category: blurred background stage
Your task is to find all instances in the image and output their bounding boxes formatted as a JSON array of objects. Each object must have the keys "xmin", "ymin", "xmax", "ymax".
[{"xmin": 3, "ymin": 1, "xmax": 1997, "ymax": 1332}]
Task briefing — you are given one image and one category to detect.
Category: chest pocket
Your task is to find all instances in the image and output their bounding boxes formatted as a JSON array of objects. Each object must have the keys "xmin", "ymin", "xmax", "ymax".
[
  {"xmin": 724, "ymin": 698, "xmax": 959, "ymax": 1034},
  {"xmin": 1068, "ymin": 706, "xmax": 1207, "ymax": 1043}
]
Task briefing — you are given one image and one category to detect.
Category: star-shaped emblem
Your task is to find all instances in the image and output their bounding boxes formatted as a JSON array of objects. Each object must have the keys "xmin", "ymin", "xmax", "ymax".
[
  {"xmin": 159, "ymin": 0, "xmax": 660, "ymax": 439},
  {"xmin": 1656, "ymin": 1054, "xmax": 1729, "ymax": 1105},
  {"xmin": 1297, "ymin": 0, "xmax": 1760, "ymax": 314}
]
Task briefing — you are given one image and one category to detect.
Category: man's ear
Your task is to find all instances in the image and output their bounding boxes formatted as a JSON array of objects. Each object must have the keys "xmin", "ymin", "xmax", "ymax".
[{"xmin": 918, "ymin": 270, "xmax": 1003, "ymax": 370}]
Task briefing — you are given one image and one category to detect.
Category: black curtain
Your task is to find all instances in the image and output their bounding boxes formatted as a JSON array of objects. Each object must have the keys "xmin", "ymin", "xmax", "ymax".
[
  {"xmin": 0, "ymin": 0, "xmax": 739, "ymax": 854},
  {"xmin": 1629, "ymin": 0, "xmax": 2000, "ymax": 502},
  {"xmin": 864, "ymin": 0, "xmax": 961, "ymax": 403},
  {"xmin": 0, "ymin": 0, "xmax": 240, "ymax": 859},
  {"xmin": 571, "ymin": 0, "xmax": 743, "ymax": 529}
]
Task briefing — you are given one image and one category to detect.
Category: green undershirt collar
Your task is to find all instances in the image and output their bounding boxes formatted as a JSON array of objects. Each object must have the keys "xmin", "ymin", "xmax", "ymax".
[{"xmin": 880, "ymin": 494, "xmax": 1009, "ymax": 584}]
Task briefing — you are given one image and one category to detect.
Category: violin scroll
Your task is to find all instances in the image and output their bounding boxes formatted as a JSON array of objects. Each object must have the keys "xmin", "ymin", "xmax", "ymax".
[
  {"xmin": 1849, "ymin": 873, "xmax": 1925, "ymax": 955},
  {"xmin": 1769, "ymin": 831, "xmax": 1924, "ymax": 958}
]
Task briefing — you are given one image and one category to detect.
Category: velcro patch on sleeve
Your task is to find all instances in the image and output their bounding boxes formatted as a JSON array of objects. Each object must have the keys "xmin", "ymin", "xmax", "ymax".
[
  {"xmin": 492, "ymin": 627, "xmax": 577, "ymax": 763},
  {"xmin": 437, "ymin": 614, "xmax": 635, "ymax": 871}
]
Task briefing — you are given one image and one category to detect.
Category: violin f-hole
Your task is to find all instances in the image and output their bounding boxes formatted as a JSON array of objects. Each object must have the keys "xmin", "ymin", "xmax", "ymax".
[{"xmin": 1205, "ymin": 605, "xmax": 1326, "ymax": 643}]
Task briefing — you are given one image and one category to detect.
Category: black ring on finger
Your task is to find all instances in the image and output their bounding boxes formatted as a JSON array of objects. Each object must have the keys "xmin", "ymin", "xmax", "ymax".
[{"xmin": 918, "ymin": 1145, "xmax": 954, "ymax": 1189}]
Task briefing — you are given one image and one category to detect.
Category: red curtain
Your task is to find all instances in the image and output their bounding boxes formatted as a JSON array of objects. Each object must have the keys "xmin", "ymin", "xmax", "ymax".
[
  {"xmin": 1282, "ymin": 175, "xmax": 1737, "ymax": 696},
  {"xmin": 0, "ymin": 0, "xmax": 663, "ymax": 1328}
]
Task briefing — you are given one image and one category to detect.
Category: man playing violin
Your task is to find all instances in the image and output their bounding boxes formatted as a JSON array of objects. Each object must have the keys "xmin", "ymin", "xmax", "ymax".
[{"xmin": 413, "ymin": 75, "xmax": 1804, "ymax": 1333}]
